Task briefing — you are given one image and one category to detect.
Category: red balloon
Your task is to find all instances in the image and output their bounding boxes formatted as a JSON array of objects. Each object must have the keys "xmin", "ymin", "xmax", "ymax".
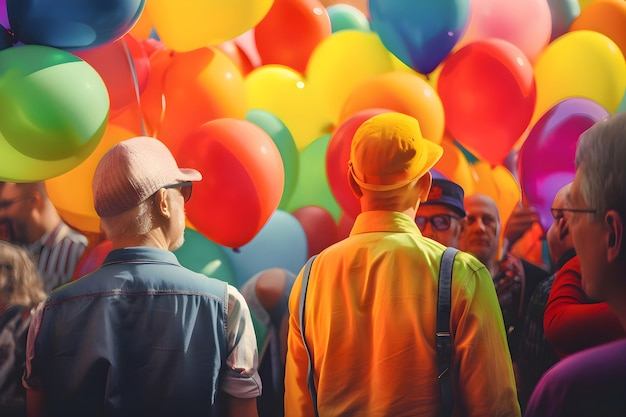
[
  {"xmin": 326, "ymin": 108, "xmax": 390, "ymax": 220},
  {"xmin": 255, "ymin": 0, "xmax": 332, "ymax": 73},
  {"xmin": 438, "ymin": 39, "xmax": 536, "ymax": 165},
  {"xmin": 292, "ymin": 205, "xmax": 339, "ymax": 257},
  {"xmin": 74, "ymin": 33, "xmax": 149, "ymax": 118},
  {"xmin": 177, "ymin": 118, "xmax": 285, "ymax": 248}
]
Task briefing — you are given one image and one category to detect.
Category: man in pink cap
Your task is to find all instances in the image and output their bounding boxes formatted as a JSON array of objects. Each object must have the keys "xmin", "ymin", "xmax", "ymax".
[
  {"xmin": 284, "ymin": 113, "xmax": 520, "ymax": 416},
  {"xmin": 23, "ymin": 137, "xmax": 261, "ymax": 417}
]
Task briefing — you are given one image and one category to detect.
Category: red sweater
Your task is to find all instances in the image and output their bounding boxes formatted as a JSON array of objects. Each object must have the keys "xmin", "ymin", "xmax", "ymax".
[{"xmin": 544, "ymin": 255, "xmax": 626, "ymax": 358}]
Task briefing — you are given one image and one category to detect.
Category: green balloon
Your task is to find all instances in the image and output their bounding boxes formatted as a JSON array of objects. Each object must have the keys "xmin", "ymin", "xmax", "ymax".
[
  {"xmin": 285, "ymin": 134, "xmax": 342, "ymax": 221},
  {"xmin": 0, "ymin": 45, "xmax": 109, "ymax": 163},
  {"xmin": 327, "ymin": 4, "xmax": 371, "ymax": 33},
  {"xmin": 174, "ymin": 228, "xmax": 237, "ymax": 287},
  {"xmin": 246, "ymin": 109, "xmax": 299, "ymax": 210}
]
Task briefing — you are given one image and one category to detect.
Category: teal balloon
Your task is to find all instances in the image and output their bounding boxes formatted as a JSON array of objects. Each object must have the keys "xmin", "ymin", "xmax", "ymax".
[
  {"xmin": 286, "ymin": 134, "xmax": 342, "ymax": 221},
  {"xmin": 617, "ymin": 88, "xmax": 626, "ymax": 114},
  {"xmin": 7, "ymin": 0, "xmax": 145, "ymax": 51},
  {"xmin": 547, "ymin": 0, "xmax": 581, "ymax": 41},
  {"xmin": 0, "ymin": 45, "xmax": 108, "ymax": 163},
  {"xmin": 222, "ymin": 210, "xmax": 308, "ymax": 288},
  {"xmin": 245, "ymin": 109, "xmax": 299, "ymax": 210},
  {"xmin": 327, "ymin": 4, "xmax": 370, "ymax": 33},
  {"xmin": 370, "ymin": 0, "xmax": 470, "ymax": 74},
  {"xmin": 174, "ymin": 228, "xmax": 237, "ymax": 287}
]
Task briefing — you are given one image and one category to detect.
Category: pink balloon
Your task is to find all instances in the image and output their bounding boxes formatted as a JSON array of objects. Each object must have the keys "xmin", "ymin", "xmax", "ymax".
[
  {"xmin": 518, "ymin": 97, "xmax": 609, "ymax": 232},
  {"xmin": 460, "ymin": 0, "xmax": 552, "ymax": 62}
]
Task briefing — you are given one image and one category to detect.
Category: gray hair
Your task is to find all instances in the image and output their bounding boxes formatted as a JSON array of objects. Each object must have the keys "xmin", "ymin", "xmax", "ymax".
[
  {"xmin": 576, "ymin": 112, "xmax": 626, "ymax": 222},
  {"xmin": 100, "ymin": 198, "xmax": 155, "ymax": 241}
]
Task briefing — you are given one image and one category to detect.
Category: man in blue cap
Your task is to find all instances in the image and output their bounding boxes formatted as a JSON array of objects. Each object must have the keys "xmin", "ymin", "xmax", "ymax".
[{"xmin": 416, "ymin": 176, "xmax": 466, "ymax": 248}]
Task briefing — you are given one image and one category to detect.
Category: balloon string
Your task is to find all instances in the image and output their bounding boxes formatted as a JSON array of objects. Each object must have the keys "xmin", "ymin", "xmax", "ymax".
[{"xmin": 122, "ymin": 37, "xmax": 147, "ymax": 137}]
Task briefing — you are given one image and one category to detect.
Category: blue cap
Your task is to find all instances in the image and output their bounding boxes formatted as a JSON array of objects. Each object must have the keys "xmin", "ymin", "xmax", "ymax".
[{"xmin": 422, "ymin": 178, "xmax": 466, "ymax": 217}]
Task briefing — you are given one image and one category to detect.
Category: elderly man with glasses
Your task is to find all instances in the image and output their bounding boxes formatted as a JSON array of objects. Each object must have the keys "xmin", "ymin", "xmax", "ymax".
[
  {"xmin": 525, "ymin": 112, "xmax": 626, "ymax": 417},
  {"xmin": 415, "ymin": 176, "xmax": 466, "ymax": 248},
  {"xmin": 23, "ymin": 137, "xmax": 261, "ymax": 417}
]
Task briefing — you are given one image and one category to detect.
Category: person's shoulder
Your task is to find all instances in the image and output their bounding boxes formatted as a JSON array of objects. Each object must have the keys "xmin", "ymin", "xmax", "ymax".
[
  {"xmin": 451, "ymin": 250, "xmax": 487, "ymax": 273},
  {"xmin": 542, "ymin": 339, "xmax": 626, "ymax": 381}
]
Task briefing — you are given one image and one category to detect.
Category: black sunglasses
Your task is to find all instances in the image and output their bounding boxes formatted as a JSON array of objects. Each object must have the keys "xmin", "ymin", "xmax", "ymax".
[
  {"xmin": 162, "ymin": 181, "xmax": 193, "ymax": 203},
  {"xmin": 415, "ymin": 214, "xmax": 461, "ymax": 232}
]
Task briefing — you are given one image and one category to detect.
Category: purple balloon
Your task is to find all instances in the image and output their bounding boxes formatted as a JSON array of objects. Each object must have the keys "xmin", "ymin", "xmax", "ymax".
[
  {"xmin": 518, "ymin": 97, "xmax": 609, "ymax": 232},
  {"xmin": 0, "ymin": 0, "xmax": 8, "ymax": 28}
]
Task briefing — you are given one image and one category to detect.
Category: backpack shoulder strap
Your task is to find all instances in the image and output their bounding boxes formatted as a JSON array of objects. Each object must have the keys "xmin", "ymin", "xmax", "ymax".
[
  {"xmin": 437, "ymin": 247, "xmax": 459, "ymax": 417},
  {"xmin": 298, "ymin": 254, "xmax": 319, "ymax": 417}
]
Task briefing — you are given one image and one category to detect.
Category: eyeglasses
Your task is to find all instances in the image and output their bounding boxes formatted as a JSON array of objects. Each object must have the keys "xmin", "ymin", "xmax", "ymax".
[
  {"xmin": 162, "ymin": 181, "xmax": 193, "ymax": 203},
  {"xmin": 415, "ymin": 214, "xmax": 461, "ymax": 232},
  {"xmin": 0, "ymin": 194, "xmax": 31, "ymax": 210},
  {"xmin": 550, "ymin": 207, "xmax": 597, "ymax": 220}
]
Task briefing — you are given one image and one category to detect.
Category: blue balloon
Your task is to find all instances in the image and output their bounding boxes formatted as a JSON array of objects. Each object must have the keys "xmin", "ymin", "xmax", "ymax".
[
  {"xmin": 222, "ymin": 210, "xmax": 308, "ymax": 288},
  {"xmin": 6, "ymin": 0, "xmax": 145, "ymax": 51},
  {"xmin": 369, "ymin": 0, "xmax": 470, "ymax": 74}
]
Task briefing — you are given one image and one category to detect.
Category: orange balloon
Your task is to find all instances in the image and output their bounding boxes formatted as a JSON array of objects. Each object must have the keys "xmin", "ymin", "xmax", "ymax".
[
  {"xmin": 469, "ymin": 161, "xmax": 521, "ymax": 229},
  {"xmin": 570, "ymin": 0, "xmax": 626, "ymax": 59},
  {"xmin": 46, "ymin": 124, "xmax": 137, "ymax": 233},
  {"xmin": 157, "ymin": 47, "xmax": 247, "ymax": 156},
  {"xmin": 433, "ymin": 136, "xmax": 475, "ymax": 195},
  {"xmin": 255, "ymin": 0, "xmax": 332, "ymax": 73},
  {"xmin": 339, "ymin": 71, "xmax": 445, "ymax": 144},
  {"xmin": 178, "ymin": 118, "xmax": 285, "ymax": 248}
]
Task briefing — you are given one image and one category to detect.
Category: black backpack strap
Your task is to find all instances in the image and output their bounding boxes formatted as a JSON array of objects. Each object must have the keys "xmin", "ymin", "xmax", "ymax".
[
  {"xmin": 437, "ymin": 247, "xmax": 459, "ymax": 417},
  {"xmin": 298, "ymin": 255, "xmax": 319, "ymax": 417}
]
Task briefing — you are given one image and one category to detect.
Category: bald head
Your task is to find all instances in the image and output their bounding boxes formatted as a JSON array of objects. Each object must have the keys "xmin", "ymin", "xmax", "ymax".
[{"xmin": 461, "ymin": 194, "xmax": 502, "ymax": 271}]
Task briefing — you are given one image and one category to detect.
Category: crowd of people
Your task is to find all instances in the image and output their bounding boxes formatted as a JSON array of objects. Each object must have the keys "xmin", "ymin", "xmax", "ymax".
[{"xmin": 0, "ymin": 110, "xmax": 625, "ymax": 416}]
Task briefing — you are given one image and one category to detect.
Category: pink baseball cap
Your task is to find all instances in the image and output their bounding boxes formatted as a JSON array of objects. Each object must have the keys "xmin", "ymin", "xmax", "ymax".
[{"xmin": 93, "ymin": 136, "xmax": 202, "ymax": 217}]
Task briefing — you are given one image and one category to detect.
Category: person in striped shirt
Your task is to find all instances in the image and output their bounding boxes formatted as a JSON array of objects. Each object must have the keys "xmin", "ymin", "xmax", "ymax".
[{"xmin": 0, "ymin": 181, "xmax": 87, "ymax": 293}]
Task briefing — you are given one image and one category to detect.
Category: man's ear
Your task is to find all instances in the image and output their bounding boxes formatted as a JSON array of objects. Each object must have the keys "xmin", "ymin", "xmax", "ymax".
[
  {"xmin": 416, "ymin": 171, "xmax": 432, "ymax": 203},
  {"xmin": 605, "ymin": 210, "xmax": 623, "ymax": 262},
  {"xmin": 348, "ymin": 171, "xmax": 363, "ymax": 199},
  {"xmin": 154, "ymin": 188, "xmax": 172, "ymax": 219}
]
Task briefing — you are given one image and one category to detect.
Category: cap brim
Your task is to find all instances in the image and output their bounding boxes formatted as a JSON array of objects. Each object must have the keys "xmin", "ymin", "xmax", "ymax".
[{"xmin": 179, "ymin": 168, "xmax": 202, "ymax": 182}]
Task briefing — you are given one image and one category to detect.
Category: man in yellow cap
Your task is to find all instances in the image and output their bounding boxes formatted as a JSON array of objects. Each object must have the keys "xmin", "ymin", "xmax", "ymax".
[{"xmin": 284, "ymin": 112, "xmax": 520, "ymax": 416}]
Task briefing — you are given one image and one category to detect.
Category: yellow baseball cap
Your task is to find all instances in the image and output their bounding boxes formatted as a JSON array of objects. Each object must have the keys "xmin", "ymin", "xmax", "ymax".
[{"xmin": 349, "ymin": 112, "xmax": 443, "ymax": 191}]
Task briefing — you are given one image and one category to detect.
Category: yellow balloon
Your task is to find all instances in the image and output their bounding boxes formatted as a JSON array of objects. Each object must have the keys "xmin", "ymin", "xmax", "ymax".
[
  {"xmin": 533, "ymin": 30, "xmax": 626, "ymax": 123},
  {"xmin": 46, "ymin": 124, "xmax": 136, "ymax": 234},
  {"xmin": 245, "ymin": 65, "xmax": 332, "ymax": 150},
  {"xmin": 578, "ymin": 0, "xmax": 597, "ymax": 11},
  {"xmin": 306, "ymin": 31, "xmax": 394, "ymax": 127},
  {"xmin": 147, "ymin": 0, "xmax": 275, "ymax": 51}
]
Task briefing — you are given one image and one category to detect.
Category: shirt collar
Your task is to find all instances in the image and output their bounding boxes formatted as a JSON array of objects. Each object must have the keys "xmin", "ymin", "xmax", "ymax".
[
  {"xmin": 350, "ymin": 211, "xmax": 422, "ymax": 236},
  {"xmin": 103, "ymin": 246, "xmax": 181, "ymax": 266}
]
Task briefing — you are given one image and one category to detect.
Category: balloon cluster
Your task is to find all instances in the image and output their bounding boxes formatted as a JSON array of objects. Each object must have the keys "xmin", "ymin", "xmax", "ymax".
[{"xmin": 3, "ymin": 0, "xmax": 626, "ymax": 285}]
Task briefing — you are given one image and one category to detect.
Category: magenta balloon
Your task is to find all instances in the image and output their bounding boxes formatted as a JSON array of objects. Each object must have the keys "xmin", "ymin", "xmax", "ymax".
[{"xmin": 518, "ymin": 97, "xmax": 609, "ymax": 232}]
